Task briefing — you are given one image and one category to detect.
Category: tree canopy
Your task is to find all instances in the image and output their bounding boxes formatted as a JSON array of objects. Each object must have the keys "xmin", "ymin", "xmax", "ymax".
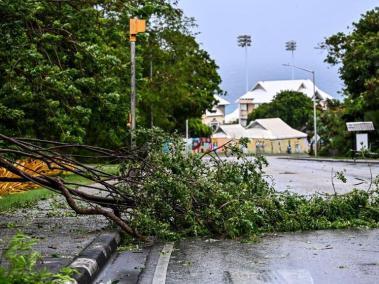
[
  {"xmin": 247, "ymin": 91, "xmax": 313, "ymax": 131},
  {"xmin": 323, "ymin": 8, "xmax": 379, "ymax": 117},
  {"xmin": 0, "ymin": 0, "xmax": 221, "ymax": 147},
  {"xmin": 322, "ymin": 7, "xmax": 379, "ymax": 152}
]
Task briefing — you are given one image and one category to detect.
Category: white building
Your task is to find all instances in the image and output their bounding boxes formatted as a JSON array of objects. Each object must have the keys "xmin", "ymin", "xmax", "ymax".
[
  {"xmin": 236, "ymin": 79, "xmax": 333, "ymax": 126},
  {"xmin": 211, "ymin": 118, "xmax": 309, "ymax": 154},
  {"xmin": 224, "ymin": 107, "xmax": 240, "ymax": 124},
  {"xmin": 202, "ymin": 94, "xmax": 230, "ymax": 130}
]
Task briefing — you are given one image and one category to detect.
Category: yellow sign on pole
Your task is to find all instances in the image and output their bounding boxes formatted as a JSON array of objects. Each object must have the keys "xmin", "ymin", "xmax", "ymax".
[
  {"xmin": 129, "ymin": 17, "xmax": 146, "ymax": 142},
  {"xmin": 130, "ymin": 18, "xmax": 146, "ymax": 42}
]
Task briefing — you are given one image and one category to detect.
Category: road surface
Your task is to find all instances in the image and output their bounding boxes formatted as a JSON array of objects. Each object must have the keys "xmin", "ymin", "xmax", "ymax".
[
  {"xmin": 95, "ymin": 229, "xmax": 379, "ymax": 284},
  {"xmin": 264, "ymin": 157, "xmax": 379, "ymax": 195},
  {"xmin": 164, "ymin": 229, "xmax": 379, "ymax": 284}
]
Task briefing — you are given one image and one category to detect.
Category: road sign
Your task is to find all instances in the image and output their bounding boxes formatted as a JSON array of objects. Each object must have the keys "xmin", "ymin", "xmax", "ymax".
[
  {"xmin": 130, "ymin": 19, "xmax": 146, "ymax": 42},
  {"xmin": 356, "ymin": 133, "xmax": 368, "ymax": 151},
  {"xmin": 346, "ymin": 122, "xmax": 375, "ymax": 132}
]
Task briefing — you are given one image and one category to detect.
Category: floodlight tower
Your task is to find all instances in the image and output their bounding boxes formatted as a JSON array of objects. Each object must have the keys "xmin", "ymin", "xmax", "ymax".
[
  {"xmin": 238, "ymin": 35, "xmax": 252, "ymax": 93},
  {"xmin": 285, "ymin": 40, "xmax": 297, "ymax": 80}
]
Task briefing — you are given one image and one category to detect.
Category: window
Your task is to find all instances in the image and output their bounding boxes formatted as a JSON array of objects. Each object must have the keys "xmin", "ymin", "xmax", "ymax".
[
  {"xmin": 240, "ymin": 104, "xmax": 247, "ymax": 111},
  {"xmin": 210, "ymin": 121, "xmax": 219, "ymax": 131}
]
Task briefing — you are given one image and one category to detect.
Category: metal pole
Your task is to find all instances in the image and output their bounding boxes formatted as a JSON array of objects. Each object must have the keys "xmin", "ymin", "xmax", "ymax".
[
  {"xmin": 312, "ymin": 71, "xmax": 318, "ymax": 157},
  {"xmin": 130, "ymin": 41, "xmax": 136, "ymax": 146},
  {"xmin": 150, "ymin": 55, "xmax": 153, "ymax": 128},
  {"xmin": 130, "ymin": 41, "xmax": 136, "ymax": 130},
  {"xmin": 238, "ymin": 35, "xmax": 252, "ymax": 93},
  {"xmin": 186, "ymin": 119, "xmax": 189, "ymax": 140},
  {"xmin": 282, "ymin": 63, "xmax": 318, "ymax": 157},
  {"xmin": 185, "ymin": 119, "xmax": 189, "ymax": 155},
  {"xmin": 130, "ymin": 41, "xmax": 136, "ymax": 131},
  {"xmin": 245, "ymin": 46, "xmax": 249, "ymax": 93},
  {"xmin": 291, "ymin": 50, "xmax": 295, "ymax": 80},
  {"xmin": 285, "ymin": 41, "xmax": 297, "ymax": 80}
]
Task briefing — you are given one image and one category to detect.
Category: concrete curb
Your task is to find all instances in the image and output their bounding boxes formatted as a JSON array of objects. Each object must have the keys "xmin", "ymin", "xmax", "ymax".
[
  {"xmin": 278, "ymin": 157, "xmax": 379, "ymax": 164},
  {"xmin": 67, "ymin": 231, "xmax": 121, "ymax": 284}
]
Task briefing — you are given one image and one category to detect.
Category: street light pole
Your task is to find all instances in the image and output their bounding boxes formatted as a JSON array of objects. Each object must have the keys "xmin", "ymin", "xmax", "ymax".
[
  {"xmin": 282, "ymin": 64, "xmax": 318, "ymax": 157},
  {"xmin": 312, "ymin": 71, "xmax": 318, "ymax": 157}
]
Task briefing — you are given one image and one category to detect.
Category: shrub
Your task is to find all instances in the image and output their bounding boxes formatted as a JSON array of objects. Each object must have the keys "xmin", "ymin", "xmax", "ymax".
[{"xmin": 0, "ymin": 233, "xmax": 76, "ymax": 284}]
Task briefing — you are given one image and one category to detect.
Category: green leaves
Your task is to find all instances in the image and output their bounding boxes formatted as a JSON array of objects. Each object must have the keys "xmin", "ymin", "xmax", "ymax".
[
  {"xmin": 138, "ymin": 28, "xmax": 222, "ymax": 133},
  {"xmin": 247, "ymin": 90, "xmax": 313, "ymax": 131},
  {"xmin": 0, "ymin": 233, "xmax": 76, "ymax": 283},
  {"xmin": 321, "ymin": 7, "xmax": 379, "ymax": 154},
  {"xmin": 0, "ymin": 0, "xmax": 221, "ymax": 147},
  {"xmin": 324, "ymin": 8, "xmax": 379, "ymax": 110}
]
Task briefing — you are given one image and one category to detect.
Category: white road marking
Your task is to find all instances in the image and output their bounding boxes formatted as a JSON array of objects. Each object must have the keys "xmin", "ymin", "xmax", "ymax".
[
  {"xmin": 229, "ymin": 269, "xmax": 314, "ymax": 284},
  {"xmin": 277, "ymin": 269, "xmax": 314, "ymax": 284},
  {"xmin": 152, "ymin": 243, "xmax": 175, "ymax": 284}
]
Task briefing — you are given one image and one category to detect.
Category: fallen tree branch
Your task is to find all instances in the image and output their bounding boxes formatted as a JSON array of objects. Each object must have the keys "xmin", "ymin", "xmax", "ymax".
[{"xmin": 0, "ymin": 135, "xmax": 148, "ymax": 240}]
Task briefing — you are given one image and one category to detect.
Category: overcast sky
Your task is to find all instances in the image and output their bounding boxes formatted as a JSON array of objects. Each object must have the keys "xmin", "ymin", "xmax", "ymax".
[{"xmin": 178, "ymin": 0, "xmax": 378, "ymax": 112}]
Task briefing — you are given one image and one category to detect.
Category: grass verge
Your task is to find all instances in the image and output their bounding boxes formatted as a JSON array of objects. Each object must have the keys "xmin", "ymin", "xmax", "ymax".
[
  {"xmin": 0, "ymin": 189, "xmax": 54, "ymax": 212},
  {"xmin": 0, "ymin": 164, "xmax": 119, "ymax": 212}
]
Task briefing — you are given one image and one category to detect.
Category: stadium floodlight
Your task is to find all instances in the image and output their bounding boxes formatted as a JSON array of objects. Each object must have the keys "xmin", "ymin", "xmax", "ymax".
[
  {"xmin": 285, "ymin": 40, "xmax": 297, "ymax": 79},
  {"xmin": 237, "ymin": 35, "xmax": 252, "ymax": 92}
]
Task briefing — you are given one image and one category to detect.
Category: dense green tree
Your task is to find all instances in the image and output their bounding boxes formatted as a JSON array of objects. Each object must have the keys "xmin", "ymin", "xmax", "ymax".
[
  {"xmin": 0, "ymin": 0, "xmax": 131, "ymax": 146},
  {"xmin": 247, "ymin": 91, "xmax": 313, "ymax": 131},
  {"xmin": 0, "ymin": 0, "xmax": 221, "ymax": 147},
  {"xmin": 323, "ymin": 8, "xmax": 379, "ymax": 147},
  {"xmin": 138, "ymin": 28, "xmax": 221, "ymax": 132},
  {"xmin": 318, "ymin": 100, "xmax": 352, "ymax": 156},
  {"xmin": 324, "ymin": 8, "xmax": 379, "ymax": 112},
  {"xmin": 188, "ymin": 118, "xmax": 212, "ymax": 137}
]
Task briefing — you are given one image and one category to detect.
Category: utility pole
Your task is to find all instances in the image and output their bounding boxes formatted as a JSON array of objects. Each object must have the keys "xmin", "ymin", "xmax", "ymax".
[
  {"xmin": 285, "ymin": 41, "xmax": 297, "ymax": 80},
  {"xmin": 237, "ymin": 35, "xmax": 252, "ymax": 93},
  {"xmin": 129, "ymin": 18, "xmax": 146, "ymax": 144}
]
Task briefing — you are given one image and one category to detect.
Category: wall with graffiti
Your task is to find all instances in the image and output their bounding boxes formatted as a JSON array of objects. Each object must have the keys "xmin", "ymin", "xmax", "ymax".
[{"xmin": 191, "ymin": 138, "xmax": 218, "ymax": 153}]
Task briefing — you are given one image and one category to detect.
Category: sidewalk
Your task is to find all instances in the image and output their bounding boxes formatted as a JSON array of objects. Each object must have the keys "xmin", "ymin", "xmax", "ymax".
[{"xmin": 0, "ymin": 193, "xmax": 110, "ymax": 274}]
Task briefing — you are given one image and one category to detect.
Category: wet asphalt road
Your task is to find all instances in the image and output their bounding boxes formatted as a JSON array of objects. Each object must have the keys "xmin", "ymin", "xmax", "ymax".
[
  {"xmin": 165, "ymin": 229, "xmax": 379, "ymax": 284},
  {"xmin": 95, "ymin": 229, "xmax": 379, "ymax": 284},
  {"xmin": 263, "ymin": 157, "xmax": 379, "ymax": 195},
  {"xmin": 94, "ymin": 248, "xmax": 150, "ymax": 284}
]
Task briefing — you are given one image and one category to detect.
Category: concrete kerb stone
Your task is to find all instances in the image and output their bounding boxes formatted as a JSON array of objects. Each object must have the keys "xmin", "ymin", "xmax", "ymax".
[
  {"xmin": 66, "ymin": 231, "xmax": 121, "ymax": 284},
  {"xmin": 278, "ymin": 157, "xmax": 379, "ymax": 164}
]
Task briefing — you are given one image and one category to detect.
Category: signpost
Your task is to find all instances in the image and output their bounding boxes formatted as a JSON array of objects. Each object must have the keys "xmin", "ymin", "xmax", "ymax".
[
  {"xmin": 346, "ymin": 121, "xmax": 375, "ymax": 153},
  {"xmin": 129, "ymin": 18, "xmax": 146, "ymax": 143}
]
